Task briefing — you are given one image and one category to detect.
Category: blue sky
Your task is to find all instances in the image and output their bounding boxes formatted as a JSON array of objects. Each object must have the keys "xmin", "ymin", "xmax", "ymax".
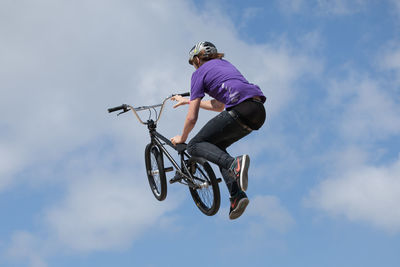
[{"xmin": 1, "ymin": 0, "xmax": 400, "ymax": 266}]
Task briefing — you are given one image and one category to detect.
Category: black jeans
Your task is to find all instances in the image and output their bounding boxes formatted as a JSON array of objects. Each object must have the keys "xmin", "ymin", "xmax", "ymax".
[
  {"xmin": 187, "ymin": 99, "xmax": 266, "ymax": 196},
  {"xmin": 187, "ymin": 111, "xmax": 253, "ymax": 196}
]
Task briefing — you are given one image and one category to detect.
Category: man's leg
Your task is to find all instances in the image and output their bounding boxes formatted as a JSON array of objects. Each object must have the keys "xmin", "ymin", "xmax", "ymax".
[
  {"xmin": 187, "ymin": 111, "xmax": 251, "ymax": 194},
  {"xmin": 187, "ymin": 111, "xmax": 250, "ymax": 170}
]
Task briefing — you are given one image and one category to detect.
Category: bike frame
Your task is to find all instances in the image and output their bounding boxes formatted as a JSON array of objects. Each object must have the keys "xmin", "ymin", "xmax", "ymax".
[
  {"xmin": 147, "ymin": 120, "xmax": 197, "ymax": 184},
  {"xmin": 108, "ymin": 94, "xmax": 222, "ymax": 215},
  {"xmin": 127, "ymin": 95, "xmax": 205, "ymax": 188}
]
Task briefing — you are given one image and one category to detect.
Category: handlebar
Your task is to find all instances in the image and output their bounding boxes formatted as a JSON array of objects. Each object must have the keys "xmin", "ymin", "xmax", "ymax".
[
  {"xmin": 107, "ymin": 104, "xmax": 129, "ymax": 113},
  {"xmin": 107, "ymin": 92, "xmax": 190, "ymax": 124},
  {"xmin": 179, "ymin": 92, "xmax": 190, "ymax": 97}
]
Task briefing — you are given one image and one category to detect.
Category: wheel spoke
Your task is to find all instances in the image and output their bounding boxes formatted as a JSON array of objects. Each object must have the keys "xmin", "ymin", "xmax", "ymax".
[
  {"xmin": 151, "ymin": 152, "xmax": 161, "ymax": 195},
  {"xmin": 193, "ymin": 164, "xmax": 214, "ymax": 209}
]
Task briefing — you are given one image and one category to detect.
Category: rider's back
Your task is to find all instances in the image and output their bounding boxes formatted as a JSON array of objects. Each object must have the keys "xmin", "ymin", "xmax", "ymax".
[{"xmin": 190, "ymin": 59, "xmax": 266, "ymax": 108}]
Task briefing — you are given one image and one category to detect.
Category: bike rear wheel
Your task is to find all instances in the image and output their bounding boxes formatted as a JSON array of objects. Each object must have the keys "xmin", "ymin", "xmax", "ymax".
[
  {"xmin": 145, "ymin": 143, "xmax": 167, "ymax": 201},
  {"xmin": 188, "ymin": 158, "xmax": 220, "ymax": 216}
]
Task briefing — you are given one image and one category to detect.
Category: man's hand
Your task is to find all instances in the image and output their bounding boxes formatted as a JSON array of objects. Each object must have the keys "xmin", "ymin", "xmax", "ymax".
[
  {"xmin": 170, "ymin": 135, "xmax": 186, "ymax": 146},
  {"xmin": 171, "ymin": 95, "xmax": 190, "ymax": 108}
]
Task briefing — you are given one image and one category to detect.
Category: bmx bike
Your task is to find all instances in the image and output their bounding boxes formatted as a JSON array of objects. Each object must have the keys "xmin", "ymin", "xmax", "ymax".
[{"xmin": 108, "ymin": 93, "xmax": 221, "ymax": 216}]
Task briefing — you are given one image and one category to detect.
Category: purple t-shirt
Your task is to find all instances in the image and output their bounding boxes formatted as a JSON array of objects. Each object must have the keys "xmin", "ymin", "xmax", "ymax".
[{"xmin": 190, "ymin": 59, "xmax": 266, "ymax": 109}]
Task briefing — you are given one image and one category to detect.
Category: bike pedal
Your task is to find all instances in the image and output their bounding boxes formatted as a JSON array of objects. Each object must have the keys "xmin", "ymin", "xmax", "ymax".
[
  {"xmin": 164, "ymin": 167, "xmax": 173, "ymax": 172},
  {"xmin": 169, "ymin": 177, "xmax": 181, "ymax": 184},
  {"xmin": 169, "ymin": 172, "xmax": 182, "ymax": 184}
]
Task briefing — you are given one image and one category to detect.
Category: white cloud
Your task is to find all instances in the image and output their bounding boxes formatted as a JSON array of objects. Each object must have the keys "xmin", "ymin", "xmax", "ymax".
[
  {"xmin": 389, "ymin": 0, "xmax": 400, "ymax": 16},
  {"xmin": 216, "ymin": 194, "xmax": 294, "ymax": 238},
  {"xmin": 239, "ymin": 42, "xmax": 322, "ymax": 116},
  {"xmin": 0, "ymin": 0, "xmax": 319, "ymax": 264},
  {"xmin": 44, "ymin": 170, "xmax": 179, "ymax": 252},
  {"xmin": 237, "ymin": 7, "xmax": 263, "ymax": 29},
  {"xmin": 0, "ymin": 145, "xmax": 25, "ymax": 190},
  {"xmin": 379, "ymin": 43, "xmax": 400, "ymax": 82},
  {"xmin": 316, "ymin": 0, "xmax": 368, "ymax": 15},
  {"xmin": 381, "ymin": 47, "xmax": 400, "ymax": 70},
  {"xmin": 304, "ymin": 47, "xmax": 400, "ymax": 232},
  {"xmin": 278, "ymin": 0, "xmax": 305, "ymax": 13},
  {"xmin": 279, "ymin": 0, "xmax": 369, "ymax": 15},
  {"xmin": 247, "ymin": 195, "xmax": 295, "ymax": 233},
  {"xmin": 307, "ymin": 153, "xmax": 400, "ymax": 233},
  {"xmin": 0, "ymin": 0, "xmax": 319, "ymax": 191},
  {"xmin": 326, "ymin": 74, "xmax": 400, "ymax": 141},
  {"xmin": 5, "ymin": 231, "xmax": 47, "ymax": 267}
]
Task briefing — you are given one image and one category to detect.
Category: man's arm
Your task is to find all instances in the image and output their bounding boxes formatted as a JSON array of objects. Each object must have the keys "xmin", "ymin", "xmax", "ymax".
[
  {"xmin": 171, "ymin": 95, "xmax": 225, "ymax": 112},
  {"xmin": 170, "ymin": 98, "xmax": 201, "ymax": 145},
  {"xmin": 200, "ymin": 99, "xmax": 225, "ymax": 112},
  {"xmin": 181, "ymin": 98, "xmax": 201, "ymax": 141}
]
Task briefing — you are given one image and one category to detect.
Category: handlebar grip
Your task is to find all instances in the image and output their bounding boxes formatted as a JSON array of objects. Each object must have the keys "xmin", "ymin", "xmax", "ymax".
[
  {"xmin": 176, "ymin": 92, "xmax": 190, "ymax": 97},
  {"xmin": 108, "ymin": 104, "xmax": 127, "ymax": 113}
]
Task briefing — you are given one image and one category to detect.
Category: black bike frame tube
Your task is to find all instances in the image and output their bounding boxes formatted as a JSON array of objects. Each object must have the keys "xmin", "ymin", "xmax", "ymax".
[
  {"xmin": 153, "ymin": 131, "xmax": 180, "ymax": 151},
  {"xmin": 151, "ymin": 130, "xmax": 190, "ymax": 159},
  {"xmin": 152, "ymin": 136, "xmax": 181, "ymax": 172},
  {"xmin": 151, "ymin": 130, "xmax": 195, "ymax": 182}
]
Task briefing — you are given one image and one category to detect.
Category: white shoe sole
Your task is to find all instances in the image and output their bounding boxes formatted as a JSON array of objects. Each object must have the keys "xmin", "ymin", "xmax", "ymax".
[
  {"xmin": 229, "ymin": 198, "xmax": 250, "ymax": 220},
  {"xmin": 239, "ymin": 155, "xmax": 250, "ymax": 191}
]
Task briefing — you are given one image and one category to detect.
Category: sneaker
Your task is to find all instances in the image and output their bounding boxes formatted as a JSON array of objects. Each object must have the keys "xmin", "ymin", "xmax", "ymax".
[
  {"xmin": 229, "ymin": 191, "xmax": 249, "ymax": 220},
  {"xmin": 229, "ymin": 155, "xmax": 250, "ymax": 191}
]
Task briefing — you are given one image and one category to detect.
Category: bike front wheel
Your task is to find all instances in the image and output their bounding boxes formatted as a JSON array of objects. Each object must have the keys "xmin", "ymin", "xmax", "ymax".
[
  {"xmin": 188, "ymin": 157, "xmax": 220, "ymax": 216},
  {"xmin": 145, "ymin": 143, "xmax": 167, "ymax": 201}
]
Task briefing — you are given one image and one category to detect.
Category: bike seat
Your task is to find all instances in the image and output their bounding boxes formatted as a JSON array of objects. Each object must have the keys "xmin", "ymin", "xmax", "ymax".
[{"xmin": 176, "ymin": 143, "xmax": 187, "ymax": 153}]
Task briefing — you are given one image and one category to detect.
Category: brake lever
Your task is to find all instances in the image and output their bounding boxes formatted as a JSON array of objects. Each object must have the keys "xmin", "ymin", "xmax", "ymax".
[{"xmin": 117, "ymin": 107, "xmax": 130, "ymax": 116}]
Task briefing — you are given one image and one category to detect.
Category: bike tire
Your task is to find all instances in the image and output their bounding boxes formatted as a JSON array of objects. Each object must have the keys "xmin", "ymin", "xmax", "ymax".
[
  {"xmin": 188, "ymin": 158, "xmax": 220, "ymax": 216},
  {"xmin": 145, "ymin": 143, "xmax": 167, "ymax": 201}
]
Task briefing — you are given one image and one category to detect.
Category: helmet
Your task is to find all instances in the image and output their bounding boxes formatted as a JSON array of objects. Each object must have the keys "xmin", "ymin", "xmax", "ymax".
[{"xmin": 188, "ymin": 41, "xmax": 218, "ymax": 65}]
